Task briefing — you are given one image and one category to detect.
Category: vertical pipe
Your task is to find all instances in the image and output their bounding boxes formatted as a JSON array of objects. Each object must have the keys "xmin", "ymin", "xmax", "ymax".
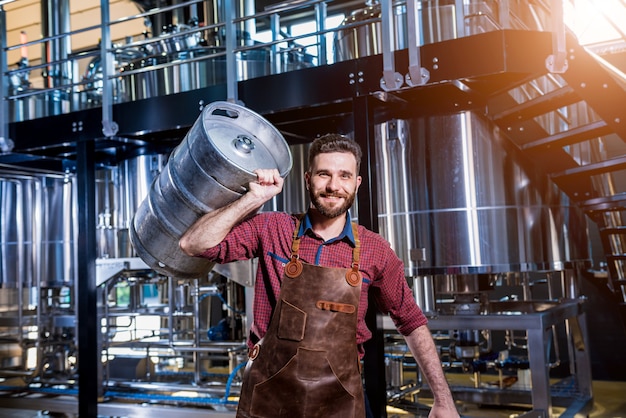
[
  {"xmin": 405, "ymin": 0, "xmax": 429, "ymax": 86},
  {"xmin": 41, "ymin": 0, "xmax": 72, "ymax": 89},
  {"xmin": 270, "ymin": 13, "xmax": 280, "ymax": 75},
  {"xmin": 77, "ymin": 138, "xmax": 98, "ymax": 417},
  {"xmin": 499, "ymin": 0, "xmax": 510, "ymax": 29},
  {"xmin": 100, "ymin": 0, "xmax": 118, "ymax": 137},
  {"xmin": 193, "ymin": 279, "xmax": 202, "ymax": 384},
  {"xmin": 243, "ymin": 0, "xmax": 256, "ymax": 45},
  {"xmin": 203, "ymin": 0, "xmax": 220, "ymax": 45},
  {"xmin": 225, "ymin": 0, "xmax": 237, "ymax": 102},
  {"xmin": 546, "ymin": 0, "xmax": 568, "ymax": 73},
  {"xmin": 39, "ymin": 0, "xmax": 70, "ymax": 117},
  {"xmin": 562, "ymin": 267, "xmax": 579, "ymax": 299},
  {"xmin": 379, "ymin": 0, "xmax": 402, "ymax": 91},
  {"xmin": 0, "ymin": 5, "xmax": 13, "ymax": 152},
  {"xmin": 168, "ymin": 276, "xmax": 175, "ymax": 345},
  {"xmin": 315, "ymin": 2, "xmax": 327, "ymax": 66},
  {"xmin": 454, "ymin": 0, "xmax": 465, "ymax": 37},
  {"xmin": 0, "ymin": 183, "xmax": 5, "ymax": 287},
  {"xmin": 62, "ymin": 177, "xmax": 75, "ymax": 283}
]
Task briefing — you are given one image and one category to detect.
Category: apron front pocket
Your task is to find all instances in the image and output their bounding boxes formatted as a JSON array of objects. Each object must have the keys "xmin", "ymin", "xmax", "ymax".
[{"xmin": 250, "ymin": 347, "xmax": 356, "ymax": 418}]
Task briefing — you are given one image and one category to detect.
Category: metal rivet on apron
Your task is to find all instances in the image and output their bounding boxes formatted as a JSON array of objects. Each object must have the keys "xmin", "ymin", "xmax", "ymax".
[
  {"xmin": 249, "ymin": 344, "xmax": 260, "ymax": 360},
  {"xmin": 346, "ymin": 269, "xmax": 361, "ymax": 286},
  {"xmin": 285, "ymin": 259, "xmax": 303, "ymax": 278}
]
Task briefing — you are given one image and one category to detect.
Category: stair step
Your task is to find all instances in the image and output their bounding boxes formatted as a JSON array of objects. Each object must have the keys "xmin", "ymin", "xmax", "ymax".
[
  {"xmin": 551, "ymin": 156, "xmax": 626, "ymax": 202},
  {"xmin": 579, "ymin": 193, "xmax": 626, "ymax": 212},
  {"xmin": 552, "ymin": 155, "xmax": 626, "ymax": 181},
  {"xmin": 558, "ymin": 31, "xmax": 626, "ymax": 141},
  {"xmin": 607, "ymin": 254, "xmax": 626, "ymax": 260},
  {"xmin": 490, "ymin": 85, "xmax": 579, "ymax": 126},
  {"xmin": 522, "ymin": 120, "xmax": 612, "ymax": 152},
  {"xmin": 602, "ymin": 227, "xmax": 626, "ymax": 234}
]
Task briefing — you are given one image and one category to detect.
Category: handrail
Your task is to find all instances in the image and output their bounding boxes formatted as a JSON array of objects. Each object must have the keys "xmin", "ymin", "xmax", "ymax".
[{"xmin": 3, "ymin": 0, "xmax": 625, "ymax": 123}]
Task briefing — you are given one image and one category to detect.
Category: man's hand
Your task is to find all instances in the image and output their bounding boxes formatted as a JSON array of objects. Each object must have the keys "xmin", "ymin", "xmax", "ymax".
[
  {"xmin": 428, "ymin": 401, "xmax": 460, "ymax": 418},
  {"xmin": 248, "ymin": 169, "xmax": 284, "ymax": 202}
]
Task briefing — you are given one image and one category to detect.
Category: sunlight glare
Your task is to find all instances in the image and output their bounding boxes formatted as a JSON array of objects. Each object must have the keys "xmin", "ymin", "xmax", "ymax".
[{"xmin": 564, "ymin": 0, "xmax": 626, "ymax": 46}]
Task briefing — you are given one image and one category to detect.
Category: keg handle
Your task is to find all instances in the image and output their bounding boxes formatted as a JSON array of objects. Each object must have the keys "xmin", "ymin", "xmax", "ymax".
[
  {"xmin": 205, "ymin": 101, "xmax": 242, "ymax": 120},
  {"xmin": 204, "ymin": 101, "xmax": 268, "ymax": 145}
]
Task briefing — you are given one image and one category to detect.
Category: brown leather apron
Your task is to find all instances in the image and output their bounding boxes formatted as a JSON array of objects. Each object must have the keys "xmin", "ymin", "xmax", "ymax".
[{"xmin": 236, "ymin": 219, "xmax": 365, "ymax": 418}]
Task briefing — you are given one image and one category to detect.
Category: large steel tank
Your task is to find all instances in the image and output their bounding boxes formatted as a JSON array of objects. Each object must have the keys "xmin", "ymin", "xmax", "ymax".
[
  {"xmin": 334, "ymin": 1, "xmax": 458, "ymax": 62},
  {"xmin": 117, "ymin": 47, "xmax": 270, "ymax": 102},
  {"xmin": 0, "ymin": 174, "xmax": 76, "ymax": 288},
  {"xmin": 334, "ymin": 0, "xmax": 552, "ymax": 63},
  {"xmin": 0, "ymin": 173, "xmax": 76, "ymax": 369},
  {"xmin": 130, "ymin": 101, "xmax": 292, "ymax": 278},
  {"xmin": 375, "ymin": 113, "xmax": 590, "ymax": 277},
  {"xmin": 95, "ymin": 154, "xmax": 167, "ymax": 259}
]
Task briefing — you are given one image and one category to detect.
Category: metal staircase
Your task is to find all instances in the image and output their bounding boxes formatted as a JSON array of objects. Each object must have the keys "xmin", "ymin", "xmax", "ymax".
[{"xmin": 486, "ymin": 29, "xmax": 626, "ymax": 319}]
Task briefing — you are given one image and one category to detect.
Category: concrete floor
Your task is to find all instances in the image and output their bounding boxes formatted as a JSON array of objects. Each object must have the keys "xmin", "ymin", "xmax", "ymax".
[
  {"xmin": 387, "ymin": 380, "xmax": 626, "ymax": 418},
  {"xmin": 0, "ymin": 380, "xmax": 625, "ymax": 417}
]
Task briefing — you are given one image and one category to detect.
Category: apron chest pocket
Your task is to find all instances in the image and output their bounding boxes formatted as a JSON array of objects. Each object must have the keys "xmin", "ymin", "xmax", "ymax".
[{"xmin": 277, "ymin": 300, "xmax": 307, "ymax": 341}]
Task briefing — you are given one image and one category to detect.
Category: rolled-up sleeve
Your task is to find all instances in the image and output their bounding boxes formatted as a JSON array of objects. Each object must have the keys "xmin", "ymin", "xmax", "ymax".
[
  {"xmin": 199, "ymin": 213, "xmax": 267, "ymax": 263},
  {"xmin": 369, "ymin": 238, "xmax": 428, "ymax": 336}
]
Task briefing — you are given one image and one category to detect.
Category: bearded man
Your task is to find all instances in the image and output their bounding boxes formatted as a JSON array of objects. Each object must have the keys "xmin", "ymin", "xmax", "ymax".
[{"xmin": 180, "ymin": 133, "xmax": 459, "ymax": 418}]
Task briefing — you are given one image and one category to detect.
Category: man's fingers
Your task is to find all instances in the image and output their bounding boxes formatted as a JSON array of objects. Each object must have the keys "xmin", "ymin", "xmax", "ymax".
[{"xmin": 255, "ymin": 169, "xmax": 280, "ymax": 185}]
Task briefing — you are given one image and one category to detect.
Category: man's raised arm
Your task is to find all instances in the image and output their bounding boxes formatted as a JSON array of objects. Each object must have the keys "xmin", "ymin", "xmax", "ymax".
[{"xmin": 179, "ymin": 168, "xmax": 284, "ymax": 256}]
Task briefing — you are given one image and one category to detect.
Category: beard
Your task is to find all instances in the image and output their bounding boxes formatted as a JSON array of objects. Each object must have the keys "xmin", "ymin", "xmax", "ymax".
[{"xmin": 309, "ymin": 188, "xmax": 356, "ymax": 219}]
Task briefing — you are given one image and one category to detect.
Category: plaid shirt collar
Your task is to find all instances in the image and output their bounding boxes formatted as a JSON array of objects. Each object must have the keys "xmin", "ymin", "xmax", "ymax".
[{"xmin": 297, "ymin": 210, "xmax": 356, "ymax": 247}]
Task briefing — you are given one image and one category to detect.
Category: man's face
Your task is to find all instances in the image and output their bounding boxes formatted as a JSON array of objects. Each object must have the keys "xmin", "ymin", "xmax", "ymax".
[{"xmin": 305, "ymin": 152, "xmax": 362, "ymax": 218}]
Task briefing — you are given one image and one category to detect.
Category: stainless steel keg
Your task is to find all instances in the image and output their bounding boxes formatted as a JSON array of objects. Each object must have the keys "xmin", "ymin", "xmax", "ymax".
[{"xmin": 130, "ymin": 101, "xmax": 292, "ymax": 278}]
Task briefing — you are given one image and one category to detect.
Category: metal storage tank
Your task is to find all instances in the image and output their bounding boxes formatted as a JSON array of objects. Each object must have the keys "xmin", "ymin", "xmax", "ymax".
[{"xmin": 375, "ymin": 113, "xmax": 590, "ymax": 277}]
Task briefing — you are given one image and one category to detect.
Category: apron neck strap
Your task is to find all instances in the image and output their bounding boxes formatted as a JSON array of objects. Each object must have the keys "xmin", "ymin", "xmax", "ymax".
[{"xmin": 291, "ymin": 214, "xmax": 361, "ymax": 266}]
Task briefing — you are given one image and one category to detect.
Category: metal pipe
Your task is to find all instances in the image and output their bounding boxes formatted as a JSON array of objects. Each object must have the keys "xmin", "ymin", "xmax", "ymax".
[
  {"xmin": 315, "ymin": 1, "xmax": 327, "ymax": 65},
  {"xmin": 100, "ymin": 0, "xmax": 118, "ymax": 137},
  {"xmin": 270, "ymin": 12, "xmax": 280, "ymax": 74},
  {"xmin": 405, "ymin": 0, "xmax": 429, "ymax": 87},
  {"xmin": 379, "ymin": 0, "xmax": 402, "ymax": 91},
  {"xmin": 225, "ymin": 0, "xmax": 237, "ymax": 101},
  {"xmin": 546, "ymin": 0, "xmax": 568, "ymax": 73},
  {"xmin": 41, "ymin": 0, "xmax": 72, "ymax": 90},
  {"xmin": 193, "ymin": 278, "xmax": 202, "ymax": 384},
  {"xmin": 0, "ymin": 5, "xmax": 11, "ymax": 152}
]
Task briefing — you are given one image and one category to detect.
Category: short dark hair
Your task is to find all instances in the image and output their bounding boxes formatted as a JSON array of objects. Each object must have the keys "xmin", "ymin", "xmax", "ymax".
[{"xmin": 307, "ymin": 134, "xmax": 362, "ymax": 173}]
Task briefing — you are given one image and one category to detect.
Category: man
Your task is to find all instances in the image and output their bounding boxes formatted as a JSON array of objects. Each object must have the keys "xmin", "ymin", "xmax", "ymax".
[{"xmin": 180, "ymin": 134, "xmax": 459, "ymax": 417}]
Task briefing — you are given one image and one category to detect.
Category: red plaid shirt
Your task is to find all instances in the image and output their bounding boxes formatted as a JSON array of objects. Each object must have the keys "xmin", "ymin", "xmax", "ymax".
[{"xmin": 201, "ymin": 211, "xmax": 427, "ymax": 355}]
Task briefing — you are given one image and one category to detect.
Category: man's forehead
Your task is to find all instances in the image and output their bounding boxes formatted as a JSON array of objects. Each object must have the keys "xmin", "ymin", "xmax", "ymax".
[{"xmin": 312, "ymin": 151, "xmax": 357, "ymax": 166}]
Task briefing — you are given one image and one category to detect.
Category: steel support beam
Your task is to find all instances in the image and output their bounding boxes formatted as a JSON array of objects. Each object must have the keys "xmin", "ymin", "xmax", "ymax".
[
  {"xmin": 77, "ymin": 138, "xmax": 99, "ymax": 417},
  {"xmin": 353, "ymin": 95, "xmax": 387, "ymax": 418}
]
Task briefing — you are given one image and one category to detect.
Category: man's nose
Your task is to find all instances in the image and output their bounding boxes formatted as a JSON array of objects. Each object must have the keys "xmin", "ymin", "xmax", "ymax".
[{"xmin": 326, "ymin": 176, "xmax": 340, "ymax": 191}]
